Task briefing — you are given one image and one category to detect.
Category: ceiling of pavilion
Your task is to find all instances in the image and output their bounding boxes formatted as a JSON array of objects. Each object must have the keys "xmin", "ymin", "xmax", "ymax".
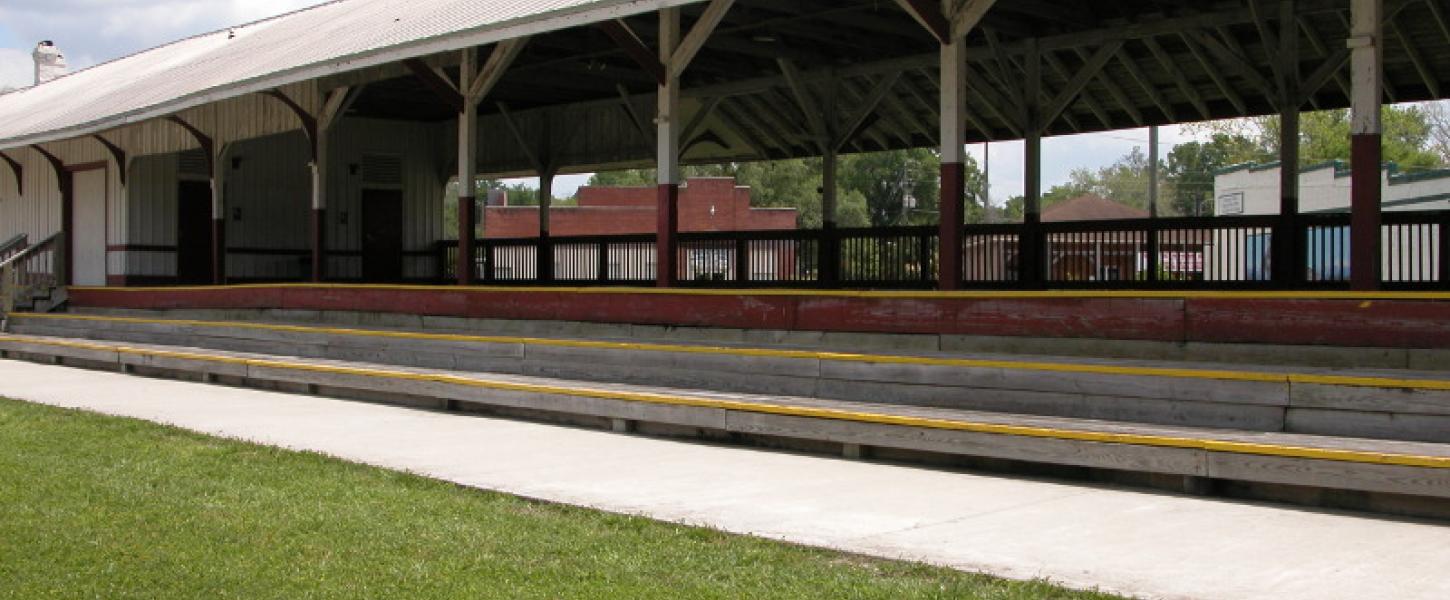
[{"xmin": 341, "ymin": 0, "xmax": 1450, "ymax": 167}]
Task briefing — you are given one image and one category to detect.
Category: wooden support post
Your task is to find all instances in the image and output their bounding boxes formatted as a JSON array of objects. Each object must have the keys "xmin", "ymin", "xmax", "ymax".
[
  {"xmin": 310, "ymin": 86, "xmax": 355, "ymax": 283},
  {"xmin": 821, "ymin": 149, "xmax": 840, "ymax": 286},
  {"xmin": 211, "ymin": 144, "xmax": 228, "ymax": 285},
  {"xmin": 458, "ymin": 49, "xmax": 479, "ymax": 286},
  {"xmin": 1275, "ymin": 0, "xmax": 1303, "ymax": 287},
  {"xmin": 1147, "ymin": 126, "xmax": 1160, "ymax": 282},
  {"xmin": 938, "ymin": 34, "xmax": 968, "ymax": 291},
  {"xmin": 312, "ymin": 127, "xmax": 329, "ymax": 283},
  {"xmin": 1022, "ymin": 39, "xmax": 1045, "ymax": 287},
  {"xmin": 657, "ymin": 8, "xmax": 682, "ymax": 287},
  {"xmin": 1349, "ymin": 0, "xmax": 1383, "ymax": 291},
  {"xmin": 539, "ymin": 170, "xmax": 555, "ymax": 282}
]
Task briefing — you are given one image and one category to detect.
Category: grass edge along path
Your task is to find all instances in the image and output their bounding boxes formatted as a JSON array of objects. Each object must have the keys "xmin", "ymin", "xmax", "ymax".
[{"xmin": 0, "ymin": 398, "xmax": 1127, "ymax": 600}]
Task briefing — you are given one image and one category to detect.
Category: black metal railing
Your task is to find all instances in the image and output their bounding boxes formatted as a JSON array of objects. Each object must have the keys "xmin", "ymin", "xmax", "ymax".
[{"xmin": 433, "ymin": 210, "xmax": 1450, "ymax": 291}]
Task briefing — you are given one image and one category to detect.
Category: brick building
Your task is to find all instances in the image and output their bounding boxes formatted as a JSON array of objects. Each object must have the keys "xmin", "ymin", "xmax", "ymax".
[
  {"xmin": 484, "ymin": 177, "xmax": 797, "ymax": 238},
  {"xmin": 479, "ymin": 178, "xmax": 799, "ymax": 282}
]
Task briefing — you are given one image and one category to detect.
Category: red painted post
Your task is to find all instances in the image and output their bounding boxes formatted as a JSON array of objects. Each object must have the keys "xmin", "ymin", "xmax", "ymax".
[
  {"xmin": 212, "ymin": 217, "xmax": 226, "ymax": 285},
  {"xmin": 1350, "ymin": 135, "xmax": 1381, "ymax": 290},
  {"xmin": 939, "ymin": 162, "xmax": 964, "ymax": 290},
  {"xmin": 311, "ymin": 208, "xmax": 325, "ymax": 282},
  {"xmin": 458, "ymin": 196, "xmax": 475, "ymax": 285},
  {"xmin": 1348, "ymin": 0, "xmax": 1382, "ymax": 291},
  {"xmin": 656, "ymin": 184, "xmax": 679, "ymax": 287}
]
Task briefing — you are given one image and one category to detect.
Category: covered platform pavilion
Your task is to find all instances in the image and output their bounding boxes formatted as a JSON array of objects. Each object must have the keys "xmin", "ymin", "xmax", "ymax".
[{"xmin": 1, "ymin": 0, "xmax": 1449, "ymax": 341}]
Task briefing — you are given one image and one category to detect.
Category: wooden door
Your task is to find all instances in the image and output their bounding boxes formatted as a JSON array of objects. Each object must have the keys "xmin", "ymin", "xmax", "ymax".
[
  {"xmin": 361, "ymin": 189, "xmax": 404, "ymax": 282},
  {"xmin": 70, "ymin": 169, "xmax": 108, "ymax": 286},
  {"xmin": 176, "ymin": 181, "xmax": 213, "ymax": 285}
]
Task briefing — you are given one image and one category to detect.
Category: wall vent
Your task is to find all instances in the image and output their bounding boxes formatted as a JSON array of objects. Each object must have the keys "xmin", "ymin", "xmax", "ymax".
[
  {"xmin": 361, "ymin": 154, "xmax": 403, "ymax": 186},
  {"xmin": 178, "ymin": 150, "xmax": 209, "ymax": 177}
]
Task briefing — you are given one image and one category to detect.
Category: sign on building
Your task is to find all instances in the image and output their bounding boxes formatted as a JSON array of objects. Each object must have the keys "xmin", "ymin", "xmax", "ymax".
[{"xmin": 1217, "ymin": 192, "xmax": 1244, "ymax": 215}]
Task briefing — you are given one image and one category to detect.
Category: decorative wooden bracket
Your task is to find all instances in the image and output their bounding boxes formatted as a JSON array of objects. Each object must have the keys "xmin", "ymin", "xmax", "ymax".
[
  {"xmin": 92, "ymin": 135, "xmax": 128, "ymax": 187},
  {"xmin": 261, "ymin": 90, "xmax": 319, "ymax": 160},
  {"xmin": 166, "ymin": 116, "xmax": 215, "ymax": 174},
  {"xmin": 0, "ymin": 152, "xmax": 21, "ymax": 196}
]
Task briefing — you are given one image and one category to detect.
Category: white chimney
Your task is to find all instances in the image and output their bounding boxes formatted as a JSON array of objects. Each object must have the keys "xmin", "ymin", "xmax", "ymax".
[{"xmin": 33, "ymin": 41, "xmax": 68, "ymax": 85}]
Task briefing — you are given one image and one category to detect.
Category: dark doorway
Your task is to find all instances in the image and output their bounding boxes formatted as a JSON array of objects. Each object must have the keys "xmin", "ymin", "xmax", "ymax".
[
  {"xmin": 176, "ymin": 180, "xmax": 213, "ymax": 285},
  {"xmin": 361, "ymin": 188, "xmax": 404, "ymax": 282}
]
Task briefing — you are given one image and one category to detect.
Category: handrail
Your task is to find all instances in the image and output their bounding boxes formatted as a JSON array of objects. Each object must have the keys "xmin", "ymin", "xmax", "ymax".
[
  {"xmin": 0, "ymin": 234, "xmax": 26, "ymax": 257},
  {"xmin": 0, "ymin": 232, "xmax": 60, "ymax": 271}
]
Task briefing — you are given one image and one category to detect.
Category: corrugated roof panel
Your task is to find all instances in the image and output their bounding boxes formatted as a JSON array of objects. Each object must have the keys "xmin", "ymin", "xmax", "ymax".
[{"xmin": 0, "ymin": 0, "xmax": 702, "ymax": 149}]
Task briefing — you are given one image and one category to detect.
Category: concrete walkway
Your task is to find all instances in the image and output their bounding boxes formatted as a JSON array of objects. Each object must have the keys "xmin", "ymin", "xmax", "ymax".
[{"xmin": 4, "ymin": 360, "xmax": 1448, "ymax": 600}]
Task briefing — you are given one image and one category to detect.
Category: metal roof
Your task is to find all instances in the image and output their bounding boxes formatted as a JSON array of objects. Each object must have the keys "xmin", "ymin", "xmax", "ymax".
[{"xmin": 0, "ymin": 0, "xmax": 702, "ymax": 150}]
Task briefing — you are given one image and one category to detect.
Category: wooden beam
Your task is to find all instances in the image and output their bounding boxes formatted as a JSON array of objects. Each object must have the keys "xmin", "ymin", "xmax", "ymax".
[
  {"xmin": 616, "ymin": 84, "xmax": 653, "ymax": 148},
  {"xmin": 1142, "ymin": 36, "xmax": 1211, "ymax": 119},
  {"xmin": 835, "ymin": 73, "xmax": 900, "ymax": 151},
  {"xmin": 670, "ymin": 0, "xmax": 735, "ymax": 78},
  {"xmin": 497, "ymin": 103, "xmax": 546, "ymax": 174},
  {"xmin": 893, "ymin": 0, "xmax": 952, "ymax": 43},
  {"xmin": 1042, "ymin": 51, "xmax": 1113, "ymax": 128},
  {"xmin": 952, "ymin": 0, "xmax": 999, "ymax": 37},
  {"xmin": 1300, "ymin": 45, "xmax": 1351, "ymax": 101},
  {"xmin": 468, "ymin": 37, "xmax": 530, "ymax": 103},
  {"xmin": 1389, "ymin": 17, "xmax": 1440, "ymax": 98},
  {"xmin": 777, "ymin": 59, "xmax": 832, "ymax": 152},
  {"xmin": 91, "ymin": 135, "xmax": 127, "ymax": 187},
  {"xmin": 597, "ymin": 20, "xmax": 666, "ymax": 85},
  {"xmin": 1180, "ymin": 32, "xmax": 1249, "ymax": 115},
  {"xmin": 0, "ymin": 151, "xmax": 22, "ymax": 196},
  {"xmin": 1188, "ymin": 29, "xmax": 1277, "ymax": 106},
  {"xmin": 403, "ymin": 58, "xmax": 464, "ymax": 112},
  {"xmin": 1116, "ymin": 48, "xmax": 1176, "ymax": 122},
  {"xmin": 680, "ymin": 96, "xmax": 722, "ymax": 149},
  {"xmin": 1042, "ymin": 41, "xmax": 1122, "ymax": 127},
  {"xmin": 318, "ymin": 86, "xmax": 355, "ymax": 130}
]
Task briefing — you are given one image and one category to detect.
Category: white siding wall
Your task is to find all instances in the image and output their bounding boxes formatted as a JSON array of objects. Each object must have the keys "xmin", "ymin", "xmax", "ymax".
[
  {"xmin": 326, "ymin": 117, "xmax": 446, "ymax": 280},
  {"xmin": 124, "ymin": 153, "xmax": 185, "ymax": 278},
  {"xmin": 1216, "ymin": 164, "xmax": 1450, "ymax": 216},
  {"xmin": 225, "ymin": 132, "xmax": 312, "ymax": 280}
]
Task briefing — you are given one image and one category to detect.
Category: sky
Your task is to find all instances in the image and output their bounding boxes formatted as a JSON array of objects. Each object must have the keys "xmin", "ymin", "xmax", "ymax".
[{"xmin": 0, "ymin": 0, "xmax": 1194, "ymax": 204}]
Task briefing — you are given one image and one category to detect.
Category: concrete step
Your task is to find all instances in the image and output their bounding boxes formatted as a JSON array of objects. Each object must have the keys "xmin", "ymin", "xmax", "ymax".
[
  {"xmin": 10, "ymin": 311, "xmax": 1450, "ymax": 445},
  {"xmin": 1, "ymin": 331, "xmax": 1448, "ymax": 516}
]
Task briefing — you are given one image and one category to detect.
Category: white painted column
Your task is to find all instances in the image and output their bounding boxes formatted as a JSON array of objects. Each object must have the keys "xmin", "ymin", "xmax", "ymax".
[
  {"xmin": 938, "ymin": 35, "xmax": 968, "ymax": 290},
  {"xmin": 1349, "ymin": 0, "xmax": 1383, "ymax": 290},
  {"xmin": 458, "ymin": 49, "xmax": 479, "ymax": 286},
  {"xmin": 656, "ymin": 8, "xmax": 681, "ymax": 287}
]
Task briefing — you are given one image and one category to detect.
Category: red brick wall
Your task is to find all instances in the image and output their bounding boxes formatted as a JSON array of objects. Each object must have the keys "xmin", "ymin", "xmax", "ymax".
[{"xmin": 485, "ymin": 178, "xmax": 797, "ymax": 238}]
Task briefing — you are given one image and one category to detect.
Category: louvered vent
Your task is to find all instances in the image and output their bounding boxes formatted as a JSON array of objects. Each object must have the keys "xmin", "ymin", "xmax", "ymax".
[
  {"xmin": 361, "ymin": 154, "xmax": 402, "ymax": 185},
  {"xmin": 178, "ymin": 150, "xmax": 209, "ymax": 176}
]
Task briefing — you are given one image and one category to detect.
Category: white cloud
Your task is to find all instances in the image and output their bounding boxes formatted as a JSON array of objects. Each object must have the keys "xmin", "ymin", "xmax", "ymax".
[{"xmin": 0, "ymin": 48, "xmax": 31, "ymax": 90}]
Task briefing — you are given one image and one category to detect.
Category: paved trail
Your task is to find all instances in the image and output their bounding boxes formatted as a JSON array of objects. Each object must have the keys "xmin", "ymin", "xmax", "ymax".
[{"xmin": 4, "ymin": 360, "xmax": 1448, "ymax": 600}]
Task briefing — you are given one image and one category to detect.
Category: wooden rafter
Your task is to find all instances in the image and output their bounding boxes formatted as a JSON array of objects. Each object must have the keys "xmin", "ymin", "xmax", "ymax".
[
  {"xmin": 1042, "ymin": 41, "xmax": 1122, "ymax": 127},
  {"xmin": 1142, "ymin": 37, "xmax": 1210, "ymax": 120},
  {"xmin": 403, "ymin": 59, "xmax": 464, "ymax": 112},
  {"xmin": 1179, "ymin": 32, "xmax": 1248, "ymax": 115}
]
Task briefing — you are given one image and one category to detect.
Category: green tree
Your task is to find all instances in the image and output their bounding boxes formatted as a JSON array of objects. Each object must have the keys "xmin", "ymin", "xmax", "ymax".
[
  {"xmin": 1183, "ymin": 106, "xmax": 1443, "ymax": 170},
  {"xmin": 1163, "ymin": 134, "xmax": 1259, "ymax": 216}
]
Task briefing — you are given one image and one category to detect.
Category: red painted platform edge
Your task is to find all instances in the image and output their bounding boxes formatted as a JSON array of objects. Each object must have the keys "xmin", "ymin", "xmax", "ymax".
[{"xmin": 65, "ymin": 286, "xmax": 1450, "ymax": 349}]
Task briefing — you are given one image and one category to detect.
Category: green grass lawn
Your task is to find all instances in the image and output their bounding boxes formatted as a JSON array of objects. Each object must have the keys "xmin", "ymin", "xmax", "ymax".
[{"xmin": 0, "ymin": 398, "xmax": 1124, "ymax": 599}]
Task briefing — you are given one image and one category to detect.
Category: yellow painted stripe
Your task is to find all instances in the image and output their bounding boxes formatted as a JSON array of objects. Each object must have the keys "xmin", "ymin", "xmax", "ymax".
[
  {"xmin": 15, "ymin": 312, "xmax": 1450, "ymax": 391},
  {"xmin": 66, "ymin": 283, "xmax": 1450, "ymax": 301},
  {"xmin": 4, "ymin": 334, "xmax": 1449, "ymax": 470}
]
